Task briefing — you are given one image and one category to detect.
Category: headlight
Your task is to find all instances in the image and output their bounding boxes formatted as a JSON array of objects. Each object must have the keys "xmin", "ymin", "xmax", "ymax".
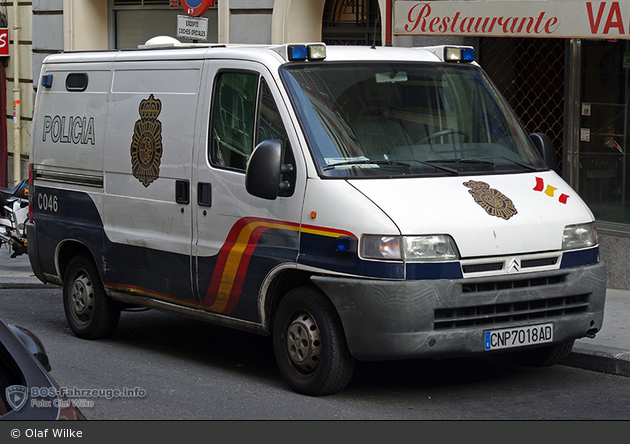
[
  {"xmin": 403, "ymin": 235, "xmax": 459, "ymax": 261},
  {"xmin": 360, "ymin": 235, "xmax": 401, "ymax": 260},
  {"xmin": 360, "ymin": 234, "xmax": 459, "ymax": 261},
  {"xmin": 562, "ymin": 222, "xmax": 597, "ymax": 250}
]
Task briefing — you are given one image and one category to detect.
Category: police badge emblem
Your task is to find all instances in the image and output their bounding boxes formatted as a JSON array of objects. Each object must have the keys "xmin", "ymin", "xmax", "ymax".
[
  {"xmin": 6, "ymin": 385, "xmax": 28, "ymax": 411},
  {"xmin": 130, "ymin": 94, "xmax": 163, "ymax": 188},
  {"xmin": 463, "ymin": 180, "xmax": 517, "ymax": 220}
]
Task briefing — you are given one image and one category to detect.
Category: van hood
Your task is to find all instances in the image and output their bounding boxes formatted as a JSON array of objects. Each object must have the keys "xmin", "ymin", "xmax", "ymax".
[{"xmin": 348, "ymin": 172, "xmax": 594, "ymax": 258}]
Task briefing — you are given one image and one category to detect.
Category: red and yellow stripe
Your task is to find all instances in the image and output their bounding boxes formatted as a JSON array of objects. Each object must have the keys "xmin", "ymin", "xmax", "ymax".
[{"xmin": 202, "ymin": 217, "xmax": 355, "ymax": 314}]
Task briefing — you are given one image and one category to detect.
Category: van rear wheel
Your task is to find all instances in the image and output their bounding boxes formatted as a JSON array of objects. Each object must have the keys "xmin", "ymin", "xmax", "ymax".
[
  {"xmin": 273, "ymin": 287, "xmax": 355, "ymax": 396},
  {"xmin": 63, "ymin": 255, "xmax": 120, "ymax": 339}
]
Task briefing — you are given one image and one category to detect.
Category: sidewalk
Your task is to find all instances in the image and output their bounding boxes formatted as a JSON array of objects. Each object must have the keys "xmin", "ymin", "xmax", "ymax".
[
  {"xmin": 1, "ymin": 245, "xmax": 628, "ymax": 377},
  {"xmin": 564, "ymin": 288, "xmax": 630, "ymax": 377},
  {"xmin": 0, "ymin": 244, "xmax": 48, "ymax": 289}
]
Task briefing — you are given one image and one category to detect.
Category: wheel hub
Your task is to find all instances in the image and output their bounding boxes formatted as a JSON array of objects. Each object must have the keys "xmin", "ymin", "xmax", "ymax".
[
  {"xmin": 70, "ymin": 274, "xmax": 94, "ymax": 325},
  {"xmin": 285, "ymin": 313, "xmax": 321, "ymax": 373}
]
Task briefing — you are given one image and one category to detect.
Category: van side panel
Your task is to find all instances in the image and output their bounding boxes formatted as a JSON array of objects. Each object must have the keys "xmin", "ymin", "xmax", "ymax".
[
  {"xmin": 30, "ymin": 64, "xmax": 112, "ymax": 281},
  {"xmin": 32, "ymin": 64, "xmax": 111, "ymax": 175},
  {"xmin": 192, "ymin": 61, "xmax": 307, "ymax": 322},
  {"xmin": 100, "ymin": 62, "xmax": 204, "ymax": 307}
]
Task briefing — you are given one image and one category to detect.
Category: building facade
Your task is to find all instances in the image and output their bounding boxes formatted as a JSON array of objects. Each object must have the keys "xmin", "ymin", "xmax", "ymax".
[{"xmin": 2, "ymin": 0, "xmax": 630, "ymax": 288}]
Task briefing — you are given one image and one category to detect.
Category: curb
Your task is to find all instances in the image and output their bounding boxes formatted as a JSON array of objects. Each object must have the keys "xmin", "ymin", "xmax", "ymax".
[
  {"xmin": 0, "ymin": 279, "xmax": 49, "ymax": 290},
  {"xmin": 562, "ymin": 344, "xmax": 630, "ymax": 377}
]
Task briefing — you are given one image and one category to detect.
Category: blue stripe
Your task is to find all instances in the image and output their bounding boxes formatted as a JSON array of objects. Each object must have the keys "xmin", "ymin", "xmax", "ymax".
[
  {"xmin": 406, "ymin": 262, "xmax": 463, "ymax": 280},
  {"xmin": 560, "ymin": 246, "xmax": 599, "ymax": 269},
  {"xmin": 299, "ymin": 232, "xmax": 404, "ymax": 279}
]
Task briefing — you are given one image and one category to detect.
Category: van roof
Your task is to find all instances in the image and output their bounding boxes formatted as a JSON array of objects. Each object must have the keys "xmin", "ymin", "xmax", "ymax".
[{"xmin": 42, "ymin": 40, "xmax": 470, "ymax": 67}]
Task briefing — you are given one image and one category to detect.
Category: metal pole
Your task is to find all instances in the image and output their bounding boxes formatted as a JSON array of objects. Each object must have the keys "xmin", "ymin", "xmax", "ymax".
[
  {"xmin": 11, "ymin": 0, "xmax": 20, "ymax": 185},
  {"xmin": 564, "ymin": 38, "xmax": 582, "ymax": 189},
  {"xmin": 622, "ymin": 40, "xmax": 629, "ymax": 208}
]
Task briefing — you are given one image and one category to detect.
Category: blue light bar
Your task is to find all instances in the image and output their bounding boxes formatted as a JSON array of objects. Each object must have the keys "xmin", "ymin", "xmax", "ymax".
[
  {"xmin": 41, "ymin": 75, "xmax": 53, "ymax": 88},
  {"xmin": 288, "ymin": 45, "xmax": 308, "ymax": 61},
  {"xmin": 462, "ymin": 48, "xmax": 475, "ymax": 62}
]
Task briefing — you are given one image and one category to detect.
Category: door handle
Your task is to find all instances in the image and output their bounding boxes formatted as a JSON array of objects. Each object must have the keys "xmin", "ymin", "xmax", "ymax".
[
  {"xmin": 175, "ymin": 180, "xmax": 190, "ymax": 204},
  {"xmin": 198, "ymin": 182, "xmax": 212, "ymax": 207}
]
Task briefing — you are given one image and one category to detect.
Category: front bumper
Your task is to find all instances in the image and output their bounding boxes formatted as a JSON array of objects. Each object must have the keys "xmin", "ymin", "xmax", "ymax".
[{"xmin": 312, "ymin": 261, "xmax": 606, "ymax": 361}]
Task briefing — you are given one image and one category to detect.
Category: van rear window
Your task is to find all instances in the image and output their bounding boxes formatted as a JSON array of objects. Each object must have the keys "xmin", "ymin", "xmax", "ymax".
[{"xmin": 66, "ymin": 73, "xmax": 88, "ymax": 91}]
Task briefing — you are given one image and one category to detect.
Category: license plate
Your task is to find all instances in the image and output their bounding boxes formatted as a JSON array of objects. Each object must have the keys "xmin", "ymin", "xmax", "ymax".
[{"xmin": 484, "ymin": 323, "xmax": 553, "ymax": 351}]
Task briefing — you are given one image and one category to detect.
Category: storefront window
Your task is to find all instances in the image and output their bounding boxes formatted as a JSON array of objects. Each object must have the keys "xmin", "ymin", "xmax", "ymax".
[
  {"xmin": 322, "ymin": 0, "xmax": 381, "ymax": 46},
  {"xmin": 479, "ymin": 38, "xmax": 565, "ymax": 172},
  {"xmin": 579, "ymin": 40, "xmax": 630, "ymax": 224}
]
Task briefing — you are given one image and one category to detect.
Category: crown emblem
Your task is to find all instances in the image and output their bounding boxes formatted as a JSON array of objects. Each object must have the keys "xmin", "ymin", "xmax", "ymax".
[
  {"xmin": 130, "ymin": 94, "xmax": 163, "ymax": 188},
  {"xmin": 464, "ymin": 180, "xmax": 517, "ymax": 220},
  {"xmin": 138, "ymin": 95, "xmax": 162, "ymax": 121}
]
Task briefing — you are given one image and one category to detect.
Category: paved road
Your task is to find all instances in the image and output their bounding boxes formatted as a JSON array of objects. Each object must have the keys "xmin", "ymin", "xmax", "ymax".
[{"xmin": 1, "ymin": 287, "xmax": 629, "ymax": 420}]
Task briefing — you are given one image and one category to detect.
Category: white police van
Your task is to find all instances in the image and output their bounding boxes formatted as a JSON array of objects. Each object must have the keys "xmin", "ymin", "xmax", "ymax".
[{"xmin": 27, "ymin": 38, "xmax": 606, "ymax": 395}]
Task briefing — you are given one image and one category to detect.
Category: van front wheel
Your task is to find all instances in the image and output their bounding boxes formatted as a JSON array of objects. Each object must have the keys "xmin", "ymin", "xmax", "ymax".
[
  {"xmin": 273, "ymin": 287, "xmax": 355, "ymax": 396},
  {"xmin": 511, "ymin": 340, "xmax": 575, "ymax": 367},
  {"xmin": 63, "ymin": 255, "xmax": 120, "ymax": 339}
]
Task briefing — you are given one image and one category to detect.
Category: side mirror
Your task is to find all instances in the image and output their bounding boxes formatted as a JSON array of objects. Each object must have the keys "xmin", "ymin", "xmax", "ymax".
[
  {"xmin": 10, "ymin": 325, "xmax": 52, "ymax": 372},
  {"xmin": 246, "ymin": 140, "xmax": 283, "ymax": 200},
  {"xmin": 531, "ymin": 133, "xmax": 557, "ymax": 171}
]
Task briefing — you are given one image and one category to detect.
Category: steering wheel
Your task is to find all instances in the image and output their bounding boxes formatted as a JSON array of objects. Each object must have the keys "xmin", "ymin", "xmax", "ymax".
[{"xmin": 418, "ymin": 129, "xmax": 467, "ymax": 144}]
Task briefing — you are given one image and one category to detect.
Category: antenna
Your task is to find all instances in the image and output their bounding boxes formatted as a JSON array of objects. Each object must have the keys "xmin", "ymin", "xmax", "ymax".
[{"xmin": 370, "ymin": 17, "xmax": 379, "ymax": 49}]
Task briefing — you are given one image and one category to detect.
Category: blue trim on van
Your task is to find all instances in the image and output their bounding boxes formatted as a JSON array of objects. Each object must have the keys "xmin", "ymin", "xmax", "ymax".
[
  {"xmin": 560, "ymin": 246, "xmax": 599, "ymax": 269},
  {"xmin": 299, "ymin": 232, "xmax": 405, "ymax": 279},
  {"xmin": 406, "ymin": 262, "xmax": 463, "ymax": 280}
]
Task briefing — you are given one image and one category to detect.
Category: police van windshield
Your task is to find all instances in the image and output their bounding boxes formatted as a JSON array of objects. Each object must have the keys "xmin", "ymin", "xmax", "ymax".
[{"xmin": 281, "ymin": 62, "xmax": 547, "ymax": 178}]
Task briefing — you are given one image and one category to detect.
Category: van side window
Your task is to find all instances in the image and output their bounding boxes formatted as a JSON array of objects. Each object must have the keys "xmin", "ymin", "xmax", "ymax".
[
  {"xmin": 256, "ymin": 78, "xmax": 295, "ymax": 197},
  {"xmin": 257, "ymin": 79, "xmax": 288, "ymax": 145},
  {"xmin": 210, "ymin": 72, "xmax": 258, "ymax": 170},
  {"xmin": 66, "ymin": 73, "xmax": 88, "ymax": 91}
]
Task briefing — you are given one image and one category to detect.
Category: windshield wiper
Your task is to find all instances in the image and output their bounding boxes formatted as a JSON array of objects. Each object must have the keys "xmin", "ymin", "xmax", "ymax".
[
  {"xmin": 323, "ymin": 159, "xmax": 410, "ymax": 171},
  {"xmin": 323, "ymin": 159, "xmax": 460, "ymax": 175},
  {"xmin": 467, "ymin": 156, "xmax": 542, "ymax": 172},
  {"xmin": 426, "ymin": 156, "xmax": 541, "ymax": 172}
]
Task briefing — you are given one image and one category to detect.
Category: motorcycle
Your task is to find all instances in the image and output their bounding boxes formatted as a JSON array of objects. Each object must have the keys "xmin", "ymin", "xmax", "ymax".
[{"xmin": 0, "ymin": 179, "xmax": 28, "ymax": 258}]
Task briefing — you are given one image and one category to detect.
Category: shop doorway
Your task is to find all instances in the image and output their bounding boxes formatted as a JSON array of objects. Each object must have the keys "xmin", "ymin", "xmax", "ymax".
[
  {"xmin": 578, "ymin": 40, "xmax": 630, "ymax": 224},
  {"xmin": 322, "ymin": 0, "xmax": 381, "ymax": 46}
]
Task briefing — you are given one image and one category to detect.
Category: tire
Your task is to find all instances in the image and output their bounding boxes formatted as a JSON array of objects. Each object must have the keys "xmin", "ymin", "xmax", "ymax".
[
  {"xmin": 511, "ymin": 340, "xmax": 575, "ymax": 367},
  {"xmin": 63, "ymin": 255, "xmax": 121, "ymax": 339},
  {"xmin": 273, "ymin": 287, "xmax": 355, "ymax": 396}
]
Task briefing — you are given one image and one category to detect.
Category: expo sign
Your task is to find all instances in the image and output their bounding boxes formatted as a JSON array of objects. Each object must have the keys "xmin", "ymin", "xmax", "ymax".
[
  {"xmin": 177, "ymin": 15, "xmax": 209, "ymax": 40},
  {"xmin": 0, "ymin": 28, "xmax": 9, "ymax": 57}
]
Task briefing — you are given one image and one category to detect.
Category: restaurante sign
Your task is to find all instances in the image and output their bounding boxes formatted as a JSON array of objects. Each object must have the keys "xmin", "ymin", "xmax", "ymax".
[{"xmin": 394, "ymin": 1, "xmax": 630, "ymax": 38}]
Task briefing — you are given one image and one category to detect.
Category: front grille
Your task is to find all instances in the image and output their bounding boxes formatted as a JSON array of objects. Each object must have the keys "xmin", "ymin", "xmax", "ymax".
[
  {"xmin": 522, "ymin": 257, "xmax": 558, "ymax": 268},
  {"xmin": 434, "ymin": 294, "xmax": 590, "ymax": 330},
  {"xmin": 461, "ymin": 275, "xmax": 565, "ymax": 293},
  {"xmin": 462, "ymin": 256, "xmax": 559, "ymax": 275},
  {"xmin": 462, "ymin": 262, "xmax": 503, "ymax": 274}
]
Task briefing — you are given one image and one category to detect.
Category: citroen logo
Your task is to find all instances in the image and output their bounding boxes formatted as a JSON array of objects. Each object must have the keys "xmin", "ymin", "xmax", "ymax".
[{"xmin": 507, "ymin": 258, "xmax": 521, "ymax": 273}]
